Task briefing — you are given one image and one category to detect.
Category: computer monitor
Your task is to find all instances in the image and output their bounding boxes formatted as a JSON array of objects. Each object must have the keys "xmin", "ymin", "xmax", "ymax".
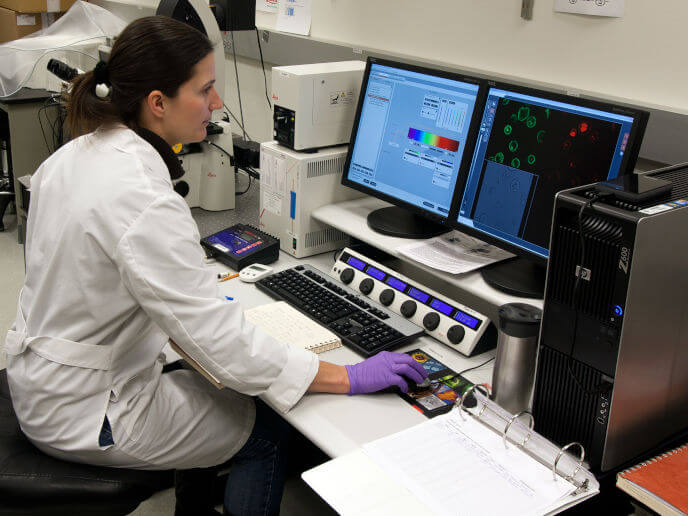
[
  {"xmin": 341, "ymin": 57, "xmax": 484, "ymax": 238},
  {"xmin": 452, "ymin": 81, "xmax": 649, "ymax": 297}
]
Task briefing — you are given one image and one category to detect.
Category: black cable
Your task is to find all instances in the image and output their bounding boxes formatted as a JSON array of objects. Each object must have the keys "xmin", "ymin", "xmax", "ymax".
[
  {"xmin": 204, "ymin": 140, "xmax": 232, "ymax": 156},
  {"xmin": 255, "ymin": 28, "xmax": 272, "ymax": 110},
  {"xmin": 566, "ymin": 192, "xmax": 613, "ymax": 397},
  {"xmin": 456, "ymin": 357, "xmax": 495, "ymax": 377},
  {"xmin": 235, "ymin": 173, "xmax": 252, "ymax": 195},
  {"xmin": 229, "ymin": 30, "xmax": 247, "ymax": 141},
  {"xmin": 223, "ymin": 103, "xmax": 254, "ymax": 142},
  {"xmin": 37, "ymin": 104, "xmax": 51, "ymax": 153}
]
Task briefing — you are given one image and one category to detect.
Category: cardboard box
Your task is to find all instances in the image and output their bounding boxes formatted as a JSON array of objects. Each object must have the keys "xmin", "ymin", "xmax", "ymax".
[
  {"xmin": 0, "ymin": 6, "xmax": 62, "ymax": 43},
  {"xmin": 0, "ymin": 0, "xmax": 77, "ymax": 13}
]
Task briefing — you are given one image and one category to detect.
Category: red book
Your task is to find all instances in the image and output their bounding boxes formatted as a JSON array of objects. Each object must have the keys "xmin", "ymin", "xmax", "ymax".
[{"xmin": 617, "ymin": 443, "xmax": 688, "ymax": 516}]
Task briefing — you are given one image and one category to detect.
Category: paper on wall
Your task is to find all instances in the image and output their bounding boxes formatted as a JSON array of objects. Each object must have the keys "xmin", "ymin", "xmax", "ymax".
[
  {"xmin": 276, "ymin": 0, "xmax": 312, "ymax": 35},
  {"xmin": 554, "ymin": 0, "xmax": 624, "ymax": 17}
]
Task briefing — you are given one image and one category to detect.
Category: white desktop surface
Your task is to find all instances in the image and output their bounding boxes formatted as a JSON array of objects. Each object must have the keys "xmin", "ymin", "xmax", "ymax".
[
  {"xmin": 312, "ymin": 197, "xmax": 543, "ymax": 323},
  {"xmin": 196, "ymin": 250, "xmax": 496, "ymax": 459}
]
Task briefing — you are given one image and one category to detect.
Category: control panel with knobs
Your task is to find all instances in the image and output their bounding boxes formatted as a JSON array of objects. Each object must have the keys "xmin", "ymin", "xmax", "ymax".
[{"xmin": 331, "ymin": 248, "xmax": 496, "ymax": 356}]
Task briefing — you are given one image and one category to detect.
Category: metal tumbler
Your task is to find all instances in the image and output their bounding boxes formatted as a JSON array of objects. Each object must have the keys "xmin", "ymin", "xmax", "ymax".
[{"xmin": 491, "ymin": 303, "xmax": 543, "ymax": 414}]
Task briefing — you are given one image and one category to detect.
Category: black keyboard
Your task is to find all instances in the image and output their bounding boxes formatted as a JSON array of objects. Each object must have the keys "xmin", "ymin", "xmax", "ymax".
[{"xmin": 256, "ymin": 265, "xmax": 424, "ymax": 357}]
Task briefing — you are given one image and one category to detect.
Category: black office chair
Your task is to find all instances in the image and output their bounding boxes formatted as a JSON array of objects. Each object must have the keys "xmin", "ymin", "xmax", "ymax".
[{"xmin": 0, "ymin": 368, "xmax": 173, "ymax": 515}]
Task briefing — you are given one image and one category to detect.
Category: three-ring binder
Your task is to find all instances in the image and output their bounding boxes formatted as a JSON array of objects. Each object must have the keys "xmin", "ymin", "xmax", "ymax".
[{"xmin": 454, "ymin": 386, "xmax": 594, "ymax": 491}]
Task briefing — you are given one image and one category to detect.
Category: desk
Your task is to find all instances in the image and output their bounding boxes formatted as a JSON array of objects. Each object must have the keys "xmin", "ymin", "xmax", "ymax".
[{"xmin": 199, "ymin": 250, "xmax": 496, "ymax": 459}]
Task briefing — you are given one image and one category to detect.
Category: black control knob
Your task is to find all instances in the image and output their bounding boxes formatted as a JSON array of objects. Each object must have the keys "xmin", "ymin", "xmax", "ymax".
[
  {"xmin": 359, "ymin": 278, "xmax": 374, "ymax": 295},
  {"xmin": 447, "ymin": 325, "xmax": 465, "ymax": 345},
  {"xmin": 379, "ymin": 288, "xmax": 395, "ymax": 306},
  {"xmin": 340, "ymin": 268, "xmax": 355, "ymax": 285},
  {"xmin": 423, "ymin": 312, "xmax": 440, "ymax": 331},
  {"xmin": 400, "ymin": 300, "xmax": 417, "ymax": 318}
]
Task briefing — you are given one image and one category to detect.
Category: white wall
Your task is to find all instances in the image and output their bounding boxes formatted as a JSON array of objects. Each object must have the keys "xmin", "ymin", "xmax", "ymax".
[{"xmin": 258, "ymin": 0, "xmax": 687, "ymax": 115}]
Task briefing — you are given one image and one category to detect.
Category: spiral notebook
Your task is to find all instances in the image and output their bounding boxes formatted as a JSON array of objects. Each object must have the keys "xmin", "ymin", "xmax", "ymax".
[
  {"xmin": 616, "ymin": 443, "xmax": 688, "ymax": 516},
  {"xmin": 303, "ymin": 387, "xmax": 599, "ymax": 515},
  {"xmin": 244, "ymin": 301, "xmax": 341, "ymax": 354}
]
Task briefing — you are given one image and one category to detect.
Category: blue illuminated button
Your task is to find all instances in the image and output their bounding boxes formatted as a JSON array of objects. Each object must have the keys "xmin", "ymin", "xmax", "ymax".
[
  {"xmin": 408, "ymin": 288, "xmax": 430, "ymax": 304},
  {"xmin": 385, "ymin": 276, "xmax": 407, "ymax": 292},
  {"xmin": 454, "ymin": 310, "xmax": 481, "ymax": 330},
  {"xmin": 430, "ymin": 299, "xmax": 454, "ymax": 316},
  {"xmin": 366, "ymin": 266, "xmax": 386, "ymax": 281},
  {"xmin": 346, "ymin": 256, "xmax": 366, "ymax": 271}
]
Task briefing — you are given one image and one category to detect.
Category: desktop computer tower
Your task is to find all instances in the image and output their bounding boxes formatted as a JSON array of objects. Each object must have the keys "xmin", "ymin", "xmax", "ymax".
[
  {"xmin": 532, "ymin": 164, "xmax": 688, "ymax": 472},
  {"xmin": 259, "ymin": 141, "xmax": 365, "ymax": 258}
]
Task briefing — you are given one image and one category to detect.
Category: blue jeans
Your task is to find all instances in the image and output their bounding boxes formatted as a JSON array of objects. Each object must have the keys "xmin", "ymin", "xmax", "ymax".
[{"xmin": 223, "ymin": 398, "xmax": 291, "ymax": 516}]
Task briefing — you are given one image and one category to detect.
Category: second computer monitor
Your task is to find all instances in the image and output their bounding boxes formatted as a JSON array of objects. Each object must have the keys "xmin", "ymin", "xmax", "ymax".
[
  {"xmin": 453, "ymin": 83, "xmax": 648, "ymax": 296},
  {"xmin": 342, "ymin": 57, "xmax": 483, "ymax": 238},
  {"xmin": 457, "ymin": 84, "xmax": 647, "ymax": 259}
]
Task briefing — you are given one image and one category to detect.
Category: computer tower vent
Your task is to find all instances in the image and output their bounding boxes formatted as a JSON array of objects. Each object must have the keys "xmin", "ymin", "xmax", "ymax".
[
  {"xmin": 307, "ymin": 156, "xmax": 346, "ymax": 178},
  {"xmin": 533, "ymin": 346, "xmax": 602, "ymax": 455},
  {"xmin": 305, "ymin": 227, "xmax": 348, "ymax": 248},
  {"xmin": 548, "ymin": 216, "xmax": 623, "ymax": 321}
]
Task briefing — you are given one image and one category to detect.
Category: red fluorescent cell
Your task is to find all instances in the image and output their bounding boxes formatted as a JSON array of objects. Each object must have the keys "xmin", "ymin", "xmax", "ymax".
[
  {"xmin": 579, "ymin": 122, "xmax": 589, "ymax": 133},
  {"xmin": 570, "ymin": 129, "xmax": 577, "ymax": 137}
]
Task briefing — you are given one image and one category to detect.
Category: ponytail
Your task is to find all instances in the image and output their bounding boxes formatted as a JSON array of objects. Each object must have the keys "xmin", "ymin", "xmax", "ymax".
[{"xmin": 65, "ymin": 69, "xmax": 119, "ymax": 138}]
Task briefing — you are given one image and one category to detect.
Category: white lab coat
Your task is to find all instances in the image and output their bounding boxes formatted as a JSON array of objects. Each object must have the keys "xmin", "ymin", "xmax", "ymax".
[{"xmin": 5, "ymin": 125, "xmax": 319, "ymax": 470}]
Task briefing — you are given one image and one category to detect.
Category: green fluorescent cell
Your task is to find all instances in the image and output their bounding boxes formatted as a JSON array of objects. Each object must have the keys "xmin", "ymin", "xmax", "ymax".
[
  {"xmin": 504, "ymin": 125, "xmax": 512, "ymax": 135},
  {"xmin": 502, "ymin": 98, "xmax": 510, "ymax": 105},
  {"xmin": 536, "ymin": 130, "xmax": 546, "ymax": 143},
  {"xmin": 526, "ymin": 116, "xmax": 536, "ymax": 128},
  {"xmin": 508, "ymin": 140, "xmax": 519, "ymax": 152},
  {"xmin": 511, "ymin": 157, "xmax": 521, "ymax": 168},
  {"xmin": 527, "ymin": 154, "xmax": 536, "ymax": 165},
  {"xmin": 495, "ymin": 152, "xmax": 505, "ymax": 163},
  {"xmin": 545, "ymin": 108, "xmax": 550, "ymax": 119},
  {"xmin": 517, "ymin": 106, "xmax": 530, "ymax": 122}
]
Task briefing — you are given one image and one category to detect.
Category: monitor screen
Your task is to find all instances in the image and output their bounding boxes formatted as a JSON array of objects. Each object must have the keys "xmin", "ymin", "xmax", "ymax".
[
  {"xmin": 343, "ymin": 59, "xmax": 483, "ymax": 221},
  {"xmin": 454, "ymin": 84, "xmax": 647, "ymax": 260}
]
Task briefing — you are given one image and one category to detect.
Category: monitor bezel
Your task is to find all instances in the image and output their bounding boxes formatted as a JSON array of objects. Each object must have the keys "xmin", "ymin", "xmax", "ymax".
[
  {"xmin": 341, "ymin": 56, "xmax": 487, "ymax": 228},
  {"xmin": 447, "ymin": 79, "xmax": 650, "ymax": 265}
]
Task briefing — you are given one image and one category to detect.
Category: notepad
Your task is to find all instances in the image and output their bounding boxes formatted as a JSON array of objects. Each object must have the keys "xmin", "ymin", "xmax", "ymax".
[
  {"xmin": 617, "ymin": 443, "xmax": 688, "ymax": 516},
  {"xmin": 244, "ymin": 301, "xmax": 341, "ymax": 354}
]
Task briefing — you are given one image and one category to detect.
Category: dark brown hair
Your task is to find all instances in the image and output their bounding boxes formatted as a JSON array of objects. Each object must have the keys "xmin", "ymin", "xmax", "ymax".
[{"xmin": 66, "ymin": 15, "xmax": 213, "ymax": 137}]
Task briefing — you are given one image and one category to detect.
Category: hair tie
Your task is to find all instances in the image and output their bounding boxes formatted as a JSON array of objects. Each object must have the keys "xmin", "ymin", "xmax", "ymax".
[{"xmin": 93, "ymin": 60, "xmax": 112, "ymax": 99}]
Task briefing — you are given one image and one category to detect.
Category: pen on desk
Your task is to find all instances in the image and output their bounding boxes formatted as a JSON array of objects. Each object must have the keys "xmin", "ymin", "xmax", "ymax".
[{"xmin": 218, "ymin": 272, "xmax": 239, "ymax": 282}]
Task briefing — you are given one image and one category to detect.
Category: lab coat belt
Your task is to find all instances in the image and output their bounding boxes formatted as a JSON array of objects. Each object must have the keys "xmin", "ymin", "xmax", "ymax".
[{"xmin": 5, "ymin": 329, "xmax": 114, "ymax": 370}]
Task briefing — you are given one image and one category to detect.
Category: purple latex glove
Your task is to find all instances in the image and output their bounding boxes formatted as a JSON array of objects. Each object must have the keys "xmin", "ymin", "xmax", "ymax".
[{"xmin": 345, "ymin": 351, "xmax": 428, "ymax": 395}]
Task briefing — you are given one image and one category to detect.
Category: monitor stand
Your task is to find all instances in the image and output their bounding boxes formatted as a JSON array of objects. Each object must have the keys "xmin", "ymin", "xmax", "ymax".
[
  {"xmin": 481, "ymin": 257, "xmax": 546, "ymax": 299},
  {"xmin": 366, "ymin": 206, "xmax": 448, "ymax": 239}
]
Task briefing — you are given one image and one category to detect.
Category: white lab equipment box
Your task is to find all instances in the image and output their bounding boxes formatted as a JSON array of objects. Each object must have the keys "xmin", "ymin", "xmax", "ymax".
[
  {"xmin": 259, "ymin": 141, "xmax": 365, "ymax": 258},
  {"xmin": 271, "ymin": 61, "xmax": 365, "ymax": 151}
]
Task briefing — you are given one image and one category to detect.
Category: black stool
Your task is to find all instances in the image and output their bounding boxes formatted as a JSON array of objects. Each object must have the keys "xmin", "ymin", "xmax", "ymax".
[{"xmin": 0, "ymin": 368, "xmax": 173, "ymax": 515}]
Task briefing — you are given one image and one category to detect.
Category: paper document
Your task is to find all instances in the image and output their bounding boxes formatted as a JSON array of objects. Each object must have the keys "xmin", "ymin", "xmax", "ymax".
[
  {"xmin": 276, "ymin": 0, "xmax": 312, "ymax": 35},
  {"xmin": 397, "ymin": 232, "xmax": 513, "ymax": 275},
  {"xmin": 364, "ymin": 411, "xmax": 574, "ymax": 515},
  {"xmin": 554, "ymin": 0, "xmax": 625, "ymax": 17},
  {"xmin": 304, "ymin": 408, "xmax": 588, "ymax": 516}
]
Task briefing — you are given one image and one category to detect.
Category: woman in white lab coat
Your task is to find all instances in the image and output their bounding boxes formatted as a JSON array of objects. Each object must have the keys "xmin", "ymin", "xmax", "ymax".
[{"xmin": 4, "ymin": 15, "xmax": 426, "ymax": 516}]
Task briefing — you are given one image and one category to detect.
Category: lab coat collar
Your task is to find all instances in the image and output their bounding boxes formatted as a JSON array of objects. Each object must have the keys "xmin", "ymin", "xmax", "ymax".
[{"xmin": 132, "ymin": 126, "xmax": 185, "ymax": 180}]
